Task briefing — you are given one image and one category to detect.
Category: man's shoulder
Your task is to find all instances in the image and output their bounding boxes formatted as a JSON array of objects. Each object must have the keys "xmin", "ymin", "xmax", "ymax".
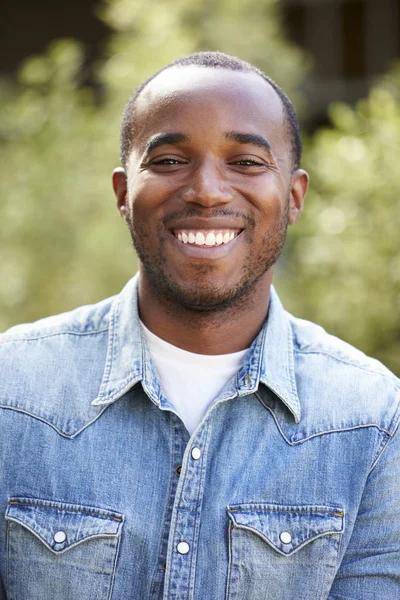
[
  {"xmin": 286, "ymin": 313, "xmax": 400, "ymax": 435},
  {"xmin": 289, "ymin": 312, "xmax": 397, "ymax": 383},
  {"xmin": 0, "ymin": 295, "xmax": 115, "ymax": 345},
  {"xmin": 0, "ymin": 295, "xmax": 119, "ymax": 436}
]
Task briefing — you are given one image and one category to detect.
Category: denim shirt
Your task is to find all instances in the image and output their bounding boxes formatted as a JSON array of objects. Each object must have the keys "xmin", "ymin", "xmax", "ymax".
[{"xmin": 1, "ymin": 275, "xmax": 400, "ymax": 600}]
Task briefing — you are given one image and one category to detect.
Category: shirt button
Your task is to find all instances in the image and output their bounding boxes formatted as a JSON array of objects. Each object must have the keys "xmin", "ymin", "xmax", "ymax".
[
  {"xmin": 53, "ymin": 531, "xmax": 67, "ymax": 544},
  {"xmin": 191, "ymin": 447, "xmax": 201, "ymax": 460},
  {"xmin": 177, "ymin": 541, "xmax": 190, "ymax": 555},
  {"xmin": 279, "ymin": 531, "xmax": 292, "ymax": 544},
  {"xmin": 174, "ymin": 465, "xmax": 182, "ymax": 476}
]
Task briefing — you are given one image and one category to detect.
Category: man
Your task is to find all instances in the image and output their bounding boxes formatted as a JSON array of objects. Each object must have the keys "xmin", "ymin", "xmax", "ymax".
[{"xmin": 0, "ymin": 51, "xmax": 399, "ymax": 600}]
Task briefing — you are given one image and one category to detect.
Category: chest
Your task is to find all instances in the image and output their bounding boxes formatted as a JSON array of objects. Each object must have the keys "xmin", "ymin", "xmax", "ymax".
[{"xmin": 0, "ymin": 389, "xmax": 381, "ymax": 600}]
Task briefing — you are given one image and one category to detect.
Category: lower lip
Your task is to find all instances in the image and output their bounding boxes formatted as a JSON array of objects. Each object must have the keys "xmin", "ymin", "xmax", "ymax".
[{"xmin": 168, "ymin": 232, "xmax": 242, "ymax": 259}]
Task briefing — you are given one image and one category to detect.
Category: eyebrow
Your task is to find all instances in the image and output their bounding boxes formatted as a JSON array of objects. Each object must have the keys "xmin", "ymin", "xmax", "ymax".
[
  {"xmin": 143, "ymin": 130, "xmax": 272, "ymax": 156},
  {"xmin": 144, "ymin": 132, "xmax": 189, "ymax": 155},
  {"xmin": 225, "ymin": 131, "xmax": 272, "ymax": 154}
]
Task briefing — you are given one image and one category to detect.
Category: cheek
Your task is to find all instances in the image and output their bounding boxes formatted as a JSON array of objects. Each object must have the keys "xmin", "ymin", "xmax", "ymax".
[
  {"xmin": 127, "ymin": 171, "xmax": 164, "ymax": 206},
  {"xmin": 127, "ymin": 187, "xmax": 159, "ymax": 223},
  {"xmin": 247, "ymin": 174, "xmax": 287, "ymax": 208},
  {"xmin": 255, "ymin": 195, "xmax": 287, "ymax": 225},
  {"xmin": 128, "ymin": 193, "xmax": 166, "ymax": 244}
]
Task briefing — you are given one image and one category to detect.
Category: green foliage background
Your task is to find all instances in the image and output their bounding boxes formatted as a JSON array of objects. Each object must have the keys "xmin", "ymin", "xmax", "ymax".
[{"xmin": 0, "ymin": 0, "xmax": 399, "ymax": 375}]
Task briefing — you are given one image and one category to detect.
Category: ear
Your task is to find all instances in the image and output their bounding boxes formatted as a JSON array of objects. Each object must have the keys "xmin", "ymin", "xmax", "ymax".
[
  {"xmin": 112, "ymin": 167, "xmax": 128, "ymax": 220},
  {"xmin": 288, "ymin": 169, "xmax": 309, "ymax": 225}
]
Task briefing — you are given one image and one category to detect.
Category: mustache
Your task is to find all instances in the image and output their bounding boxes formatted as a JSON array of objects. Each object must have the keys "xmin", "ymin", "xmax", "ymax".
[{"xmin": 162, "ymin": 207, "xmax": 256, "ymax": 227}]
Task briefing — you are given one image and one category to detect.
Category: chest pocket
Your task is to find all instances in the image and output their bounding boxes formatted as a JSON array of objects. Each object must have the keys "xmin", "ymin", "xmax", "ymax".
[
  {"xmin": 5, "ymin": 497, "xmax": 123, "ymax": 600},
  {"xmin": 226, "ymin": 503, "xmax": 344, "ymax": 600}
]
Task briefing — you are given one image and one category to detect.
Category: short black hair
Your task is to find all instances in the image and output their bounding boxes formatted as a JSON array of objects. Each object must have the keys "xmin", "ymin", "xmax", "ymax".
[{"xmin": 120, "ymin": 51, "xmax": 302, "ymax": 171}]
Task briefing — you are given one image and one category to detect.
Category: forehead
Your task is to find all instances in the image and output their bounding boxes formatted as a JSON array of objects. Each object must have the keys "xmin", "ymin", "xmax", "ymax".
[{"xmin": 132, "ymin": 66, "xmax": 287, "ymax": 153}]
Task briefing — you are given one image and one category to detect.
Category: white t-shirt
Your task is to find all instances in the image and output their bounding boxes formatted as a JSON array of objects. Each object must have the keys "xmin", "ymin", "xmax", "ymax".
[{"xmin": 140, "ymin": 321, "xmax": 249, "ymax": 435}]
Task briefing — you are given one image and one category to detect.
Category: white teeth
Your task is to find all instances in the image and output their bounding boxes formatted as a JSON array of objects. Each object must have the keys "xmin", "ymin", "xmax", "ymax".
[
  {"xmin": 205, "ymin": 232, "xmax": 216, "ymax": 246},
  {"xmin": 175, "ymin": 230, "xmax": 238, "ymax": 246},
  {"xmin": 196, "ymin": 232, "xmax": 206, "ymax": 245}
]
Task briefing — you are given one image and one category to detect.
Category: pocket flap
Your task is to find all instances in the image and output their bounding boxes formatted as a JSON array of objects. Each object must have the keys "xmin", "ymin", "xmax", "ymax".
[
  {"xmin": 6, "ymin": 497, "xmax": 124, "ymax": 554},
  {"xmin": 227, "ymin": 503, "xmax": 344, "ymax": 556}
]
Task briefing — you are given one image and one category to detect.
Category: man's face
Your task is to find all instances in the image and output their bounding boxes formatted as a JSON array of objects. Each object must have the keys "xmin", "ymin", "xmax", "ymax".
[{"xmin": 114, "ymin": 66, "xmax": 307, "ymax": 311}]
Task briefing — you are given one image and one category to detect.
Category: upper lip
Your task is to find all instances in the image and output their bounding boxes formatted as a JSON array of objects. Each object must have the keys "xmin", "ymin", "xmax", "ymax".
[{"xmin": 167, "ymin": 217, "xmax": 245, "ymax": 231}]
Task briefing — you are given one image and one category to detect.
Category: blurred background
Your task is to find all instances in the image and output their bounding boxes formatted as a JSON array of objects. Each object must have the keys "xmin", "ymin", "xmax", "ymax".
[{"xmin": 0, "ymin": 0, "xmax": 399, "ymax": 374}]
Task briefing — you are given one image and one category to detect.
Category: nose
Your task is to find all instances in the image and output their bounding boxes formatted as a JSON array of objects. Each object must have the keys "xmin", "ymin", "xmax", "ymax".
[{"xmin": 181, "ymin": 159, "xmax": 233, "ymax": 207}]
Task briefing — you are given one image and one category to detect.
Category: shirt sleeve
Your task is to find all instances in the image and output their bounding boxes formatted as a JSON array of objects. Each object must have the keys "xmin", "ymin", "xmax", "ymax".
[{"xmin": 329, "ymin": 409, "xmax": 400, "ymax": 598}]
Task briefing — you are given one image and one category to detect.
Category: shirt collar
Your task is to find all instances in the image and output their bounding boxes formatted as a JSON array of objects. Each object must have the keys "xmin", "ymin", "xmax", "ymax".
[
  {"xmin": 259, "ymin": 287, "xmax": 301, "ymax": 423},
  {"xmin": 91, "ymin": 274, "xmax": 301, "ymax": 423}
]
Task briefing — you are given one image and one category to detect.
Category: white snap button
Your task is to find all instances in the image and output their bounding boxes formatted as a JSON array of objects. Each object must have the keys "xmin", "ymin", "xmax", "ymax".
[
  {"xmin": 177, "ymin": 541, "xmax": 190, "ymax": 555},
  {"xmin": 191, "ymin": 447, "xmax": 201, "ymax": 460},
  {"xmin": 280, "ymin": 531, "xmax": 292, "ymax": 544},
  {"xmin": 54, "ymin": 530, "xmax": 67, "ymax": 544}
]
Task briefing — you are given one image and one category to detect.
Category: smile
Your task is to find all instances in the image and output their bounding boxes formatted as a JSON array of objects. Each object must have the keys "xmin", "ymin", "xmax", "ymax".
[{"xmin": 173, "ymin": 229, "xmax": 241, "ymax": 247}]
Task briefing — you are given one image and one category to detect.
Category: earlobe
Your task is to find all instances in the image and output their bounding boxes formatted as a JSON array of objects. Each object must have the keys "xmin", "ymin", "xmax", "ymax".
[
  {"xmin": 112, "ymin": 167, "xmax": 128, "ymax": 220},
  {"xmin": 289, "ymin": 169, "xmax": 309, "ymax": 225}
]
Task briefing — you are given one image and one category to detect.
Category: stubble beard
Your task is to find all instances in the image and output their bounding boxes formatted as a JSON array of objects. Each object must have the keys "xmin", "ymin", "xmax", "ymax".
[{"xmin": 125, "ymin": 205, "xmax": 289, "ymax": 313}]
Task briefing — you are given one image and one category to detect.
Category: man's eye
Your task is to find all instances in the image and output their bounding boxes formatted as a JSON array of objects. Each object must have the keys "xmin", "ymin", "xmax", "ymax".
[
  {"xmin": 152, "ymin": 158, "xmax": 185, "ymax": 165},
  {"xmin": 233, "ymin": 159, "xmax": 264, "ymax": 166}
]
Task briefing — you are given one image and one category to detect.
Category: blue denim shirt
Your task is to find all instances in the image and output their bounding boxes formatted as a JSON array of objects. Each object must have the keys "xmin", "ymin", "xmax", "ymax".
[{"xmin": 1, "ymin": 275, "xmax": 400, "ymax": 599}]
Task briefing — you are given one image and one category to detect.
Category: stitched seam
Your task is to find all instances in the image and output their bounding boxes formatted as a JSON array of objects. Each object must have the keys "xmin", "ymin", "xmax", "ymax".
[
  {"xmin": 6, "ymin": 518, "xmax": 119, "ymax": 555},
  {"xmin": 148, "ymin": 416, "xmax": 181, "ymax": 599},
  {"xmin": 294, "ymin": 349, "xmax": 400, "ymax": 389},
  {"xmin": 384, "ymin": 391, "xmax": 400, "ymax": 437},
  {"xmin": 8, "ymin": 500, "xmax": 123, "ymax": 521},
  {"xmin": 229, "ymin": 507, "xmax": 343, "ymax": 516},
  {"xmin": 230, "ymin": 523, "xmax": 342, "ymax": 555},
  {"xmin": 99, "ymin": 298, "xmax": 118, "ymax": 396},
  {"xmin": 256, "ymin": 385, "xmax": 299, "ymax": 423},
  {"xmin": 286, "ymin": 320, "xmax": 298, "ymax": 401},
  {"xmin": 187, "ymin": 420, "xmax": 212, "ymax": 598},
  {"xmin": 225, "ymin": 520, "xmax": 234, "ymax": 600},
  {"xmin": 367, "ymin": 430, "xmax": 392, "ymax": 473},
  {"xmin": 0, "ymin": 327, "xmax": 109, "ymax": 344},
  {"xmin": 6, "ymin": 521, "xmax": 10, "ymax": 595},
  {"xmin": 108, "ymin": 533, "xmax": 122, "ymax": 600},
  {"xmin": 0, "ymin": 404, "xmax": 110, "ymax": 439},
  {"xmin": 101, "ymin": 374, "xmax": 141, "ymax": 400},
  {"xmin": 292, "ymin": 423, "xmax": 391, "ymax": 444},
  {"xmin": 254, "ymin": 394, "xmax": 390, "ymax": 442},
  {"xmin": 253, "ymin": 395, "xmax": 292, "ymax": 444},
  {"xmin": 250, "ymin": 322, "xmax": 266, "ymax": 387},
  {"xmin": 368, "ymin": 392, "xmax": 400, "ymax": 472}
]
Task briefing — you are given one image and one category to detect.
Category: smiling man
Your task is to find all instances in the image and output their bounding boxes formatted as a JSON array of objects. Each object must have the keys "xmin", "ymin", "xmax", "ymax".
[{"xmin": 1, "ymin": 52, "xmax": 400, "ymax": 600}]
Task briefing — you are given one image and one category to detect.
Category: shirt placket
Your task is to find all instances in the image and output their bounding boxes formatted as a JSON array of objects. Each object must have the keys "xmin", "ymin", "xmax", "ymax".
[
  {"xmin": 163, "ymin": 418, "xmax": 212, "ymax": 600},
  {"xmin": 149, "ymin": 413, "xmax": 189, "ymax": 599}
]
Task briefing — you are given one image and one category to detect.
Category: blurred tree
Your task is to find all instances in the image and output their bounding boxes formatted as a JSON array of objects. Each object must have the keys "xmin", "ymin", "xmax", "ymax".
[
  {"xmin": 277, "ymin": 69, "xmax": 400, "ymax": 374},
  {"xmin": 0, "ymin": 0, "xmax": 307, "ymax": 329}
]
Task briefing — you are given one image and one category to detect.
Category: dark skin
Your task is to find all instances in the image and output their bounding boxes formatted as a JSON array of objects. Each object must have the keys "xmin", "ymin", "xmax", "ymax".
[{"xmin": 113, "ymin": 66, "xmax": 309, "ymax": 354}]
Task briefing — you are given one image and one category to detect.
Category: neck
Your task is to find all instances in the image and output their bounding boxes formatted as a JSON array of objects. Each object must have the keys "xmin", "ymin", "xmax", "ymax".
[{"xmin": 137, "ymin": 272, "xmax": 273, "ymax": 355}]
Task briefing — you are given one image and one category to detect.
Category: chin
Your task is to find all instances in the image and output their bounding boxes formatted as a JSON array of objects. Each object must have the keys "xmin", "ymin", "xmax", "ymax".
[{"xmin": 164, "ymin": 278, "xmax": 256, "ymax": 313}]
